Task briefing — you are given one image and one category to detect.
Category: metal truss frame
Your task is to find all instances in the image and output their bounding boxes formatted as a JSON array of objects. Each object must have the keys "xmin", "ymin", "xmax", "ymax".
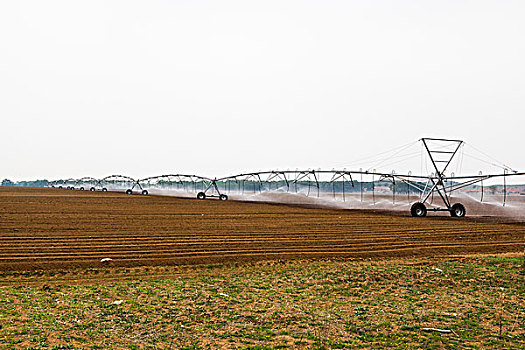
[{"xmin": 47, "ymin": 138, "xmax": 525, "ymax": 217}]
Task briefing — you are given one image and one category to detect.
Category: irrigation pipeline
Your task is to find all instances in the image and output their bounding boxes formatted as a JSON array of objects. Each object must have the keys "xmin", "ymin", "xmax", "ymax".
[
  {"xmin": 42, "ymin": 139, "xmax": 525, "ymax": 214},
  {"xmin": 48, "ymin": 169, "xmax": 525, "ymax": 207}
]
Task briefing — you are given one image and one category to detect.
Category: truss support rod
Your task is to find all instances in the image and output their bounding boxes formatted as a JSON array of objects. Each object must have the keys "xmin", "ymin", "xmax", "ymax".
[
  {"xmin": 478, "ymin": 171, "xmax": 484, "ymax": 202},
  {"xmin": 372, "ymin": 173, "xmax": 375, "ymax": 205},
  {"xmin": 503, "ymin": 169, "xmax": 507, "ymax": 207},
  {"xmin": 282, "ymin": 173, "xmax": 289, "ymax": 192},
  {"xmin": 432, "ymin": 178, "xmax": 451, "ymax": 209},
  {"xmin": 313, "ymin": 171, "xmax": 320, "ymax": 198},
  {"xmin": 395, "ymin": 178, "xmax": 422, "ymax": 201},
  {"xmin": 407, "ymin": 172, "xmax": 411, "ymax": 203},
  {"xmin": 421, "ymin": 178, "xmax": 448, "ymax": 209},
  {"xmin": 342, "ymin": 176, "xmax": 345, "ymax": 202},
  {"xmin": 360, "ymin": 171, "xmax": 363, "ymax": 202},
  {"xmin": 390, "ymin": 173, "xmax": 396, "ymax": 205},
  {"xmin": 444, "ymin": 176, "xmax": 492, "ymax": 193}
]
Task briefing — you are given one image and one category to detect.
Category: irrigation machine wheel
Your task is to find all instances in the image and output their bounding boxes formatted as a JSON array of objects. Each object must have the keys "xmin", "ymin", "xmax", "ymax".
[
  {"xmin": 126, "ymin": 189, "xmax": 133, "ymax": 195},
  {"xmin": 410, "ymin": 202, "xmax": 427, "ymax": 217},
  {"xmin": 90, "ymin": 187, "xmax": 96, "ymax": 191},
  {"xmin": 141, "ymin": 190, "xmax": 148, "ymax": 195},
  {"xmin": 79, "ymin": 187, "xmax": 84, "ymax": 191},
  {"xmin": 197, "ymin": 192, "xmax": 206, "ymax": 200},
  {"xmin": 450, "ymin": 203, "xmax": 466, "ymax": 217},
  {"xmin": 219, "ymin": 194, "xmax": 228, "ymax": 201},
  {"xmin": 102, "ymin": 188, "xmax": 107, "ymax": 192}
]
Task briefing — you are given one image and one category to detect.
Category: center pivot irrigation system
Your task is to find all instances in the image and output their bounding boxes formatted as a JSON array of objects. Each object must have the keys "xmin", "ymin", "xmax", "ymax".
[{"xmin": 50, "ymin": 138, "xmax": 525, "ymax": 218}]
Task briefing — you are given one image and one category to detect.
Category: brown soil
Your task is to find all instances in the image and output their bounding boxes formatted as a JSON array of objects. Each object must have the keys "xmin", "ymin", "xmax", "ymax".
[{"xmin": 0, "ymin": 187, "xmax": 523, "ymax": 272}]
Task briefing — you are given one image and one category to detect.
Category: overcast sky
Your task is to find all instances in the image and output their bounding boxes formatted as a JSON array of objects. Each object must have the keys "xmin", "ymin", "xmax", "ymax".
[{"xmin": 1, "ymin": 0, "xmax": 524, "ymax": 181}]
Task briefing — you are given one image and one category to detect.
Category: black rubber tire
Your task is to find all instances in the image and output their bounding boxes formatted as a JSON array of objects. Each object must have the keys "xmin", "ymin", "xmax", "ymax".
[
  {"xmin": 410, "ymin": 202, "xmax": 427, "ymax": 217},
  {"xmin": 58, "ymin": 186, "xmax": 63, "ymax": 189},
  {"xmin": 102, "ymin": 188, "xmax": 107, "ymax": 192},
  {"xmin": 126, "ymin": 189, "xmax": 132, "ymax": 195},
  {"xmin": 142, "ymin": 190, "xmax": 148, "ymax": 195},
  {"xmin": 79, "ymin": 187, "xmax": 84, "ymax": 191},
  {"xmin": 450, "ymin": 203, "xmax": 466, "ymax": 217},
  {"xmin": 219, "ymin": 194, "xmax": 228, "ymax": 201},
  {"xmin": 90, "ymin": 187, "xmax": 96, "ymax": 191},
  {"xmin": 197, "ymin": 192, "xmax": 206, "ymax": 200}
]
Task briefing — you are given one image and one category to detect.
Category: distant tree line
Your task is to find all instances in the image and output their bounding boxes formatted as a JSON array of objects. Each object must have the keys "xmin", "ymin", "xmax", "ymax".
[{"xmin": 1, "ymin": 179, "xmax": 49, "ymax": 187}]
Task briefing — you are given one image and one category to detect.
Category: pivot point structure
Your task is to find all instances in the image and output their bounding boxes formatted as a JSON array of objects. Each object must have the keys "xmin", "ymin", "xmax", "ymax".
[{"xmin": 410, "ymin": 138, "xmax": 466, "ymax": 217}]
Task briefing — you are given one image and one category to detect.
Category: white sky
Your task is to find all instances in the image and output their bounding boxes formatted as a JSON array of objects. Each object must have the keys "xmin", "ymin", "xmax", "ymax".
[{"xmin": 1, "ymin": 0, "xmax": 524, "ymax": 181}]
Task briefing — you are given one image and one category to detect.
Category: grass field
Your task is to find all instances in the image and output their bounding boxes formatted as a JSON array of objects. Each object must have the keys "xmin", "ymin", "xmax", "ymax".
[{"xmin": 0, "ymin": 256, "xmax": 524, "ymax": 349}]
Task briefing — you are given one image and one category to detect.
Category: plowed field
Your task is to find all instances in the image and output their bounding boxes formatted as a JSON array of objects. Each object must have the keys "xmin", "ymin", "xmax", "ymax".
[{"xmin": 0, "ymin": 187, "xmax": 523, "ymax": 272}]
